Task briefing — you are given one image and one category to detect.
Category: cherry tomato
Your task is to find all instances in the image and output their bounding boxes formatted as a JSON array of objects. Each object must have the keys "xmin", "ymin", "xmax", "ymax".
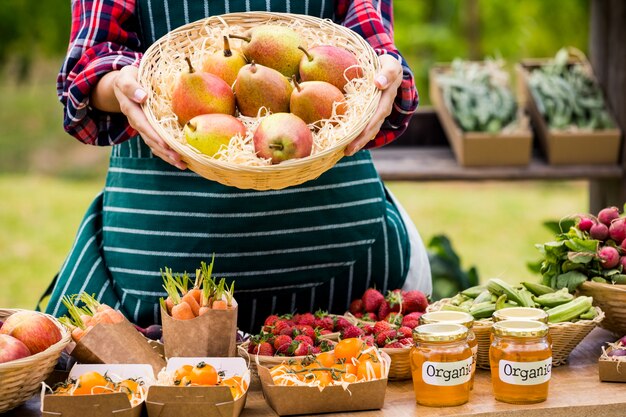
[
  {"xmin": 73, "ymin": 372, "xmax": 111, "ymax": 395},
  {"xmin": 189, "ymin": 362, "xmax": 219, "ymax": 385},
  {"xmin": 334, "ymin": 338, "xmax": 364, "ymax": 362}
]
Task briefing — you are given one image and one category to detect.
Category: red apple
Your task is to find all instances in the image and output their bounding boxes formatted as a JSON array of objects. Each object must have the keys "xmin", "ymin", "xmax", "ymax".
[
  {"xmin": 0, "ymin": 311, "xmax": 62, "ymax": 354},
  {"xmin": 253, "ymin": 113, "xmax": 313, "ymax": 164},
  {"xmin": 0, "ymin": 334, "xmax": 31, "ymax": 363}
]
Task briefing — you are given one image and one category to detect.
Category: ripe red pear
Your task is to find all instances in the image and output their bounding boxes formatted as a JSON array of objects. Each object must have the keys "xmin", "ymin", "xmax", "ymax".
[
  {"xmin": 298, "ymin": 45, "xmax": 363, "ymax": 92},
  {"xmin": 201, "ymin": 36, "xmax": 247, "ymax": 87},
  {"xmin": 229, "ymin": 26, "xmax": 304, "ymax": 78},
  {"xmin": 234, "ymin": 62, "xmax": 293, "ymax": 116},
  {"xmin": 290, "ymin": 77, "xmax": 346, "ymax": 125},
  {"xmin": 171, "ymin": 57, "xmax": 236, "ymax": 125},
  {"xmin": 184, "ymin": 114, "xmax": 247, "ymax": 158},
  {"xmin": 253, "ymin": 113, "xmax": 313, "ymax": 164}
]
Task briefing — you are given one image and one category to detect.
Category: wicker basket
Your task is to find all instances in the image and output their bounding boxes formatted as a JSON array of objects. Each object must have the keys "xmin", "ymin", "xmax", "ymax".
[
  {"xmin": 427, "ymin": 299, "xmax": 604, "ymax": 370},
  {"xmin": 381, "ymin": 347, "xmax": 411, "ymax": 380},
  {"xmin": 0, "ymin": 309, "xmax": 71, "ymax": 413},
  {"xmin": 139, "ymin": 12, "xmax": 381, "ymax": 190},
  {"xmin": 579, "ymin": 281, "xmax": 626, "ymax": 336}
]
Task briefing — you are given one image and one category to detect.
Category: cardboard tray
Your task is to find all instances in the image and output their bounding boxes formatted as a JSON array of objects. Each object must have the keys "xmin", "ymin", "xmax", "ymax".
[
  {"xmin": 599, "ymin": 346, "xmax": 626, "ymax": 383},
  {"xmin": 430, "ymin": 64, "xmax": 533, "ymax": 167},
  {"xmin": 146, "ymin": 357, "xmax": 249, "ymax": 417},
  {"xmin": 257, "ymin": 353, "xmax": 390, "ymax": 416},
  {"xmin": 41, "ymin": 364, "xmax": 154, "ymax": 417},
  {"xmin": 516, "ymin": 58, "xmax": 622, "ymax": 165}
]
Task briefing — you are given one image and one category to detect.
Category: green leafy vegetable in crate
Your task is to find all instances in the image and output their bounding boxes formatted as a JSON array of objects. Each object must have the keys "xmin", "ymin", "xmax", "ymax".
[
  {"xmin": 436, "ymin": 59, "xmax": 517, "ymax": 132},
  {"xmin": 528, "ymin": 48, "xmax": 614, "ymax": 130}
]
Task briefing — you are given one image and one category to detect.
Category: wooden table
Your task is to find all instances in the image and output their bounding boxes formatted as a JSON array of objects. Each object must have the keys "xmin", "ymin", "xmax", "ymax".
[{"xmin": 7, "ymin": 328, "xmax": 625, "ymax": 417}]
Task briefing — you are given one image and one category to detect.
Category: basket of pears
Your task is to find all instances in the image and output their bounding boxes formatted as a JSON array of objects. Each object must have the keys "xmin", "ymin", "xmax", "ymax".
[{"xmin": 138, "ymin": 12, "xmax": 381, "ymax": 190}]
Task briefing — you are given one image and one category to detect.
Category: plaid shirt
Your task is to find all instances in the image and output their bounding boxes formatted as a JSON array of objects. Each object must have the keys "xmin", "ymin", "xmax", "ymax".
[{"xmin": 58, "ymin": 0, "xmax": 418, "ymax": 148}]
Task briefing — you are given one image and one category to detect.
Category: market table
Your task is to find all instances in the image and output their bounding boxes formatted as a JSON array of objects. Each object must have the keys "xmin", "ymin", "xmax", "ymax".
[{"xmin": 7, "ymin": 327, "xmax": 625, "ymax": 417}]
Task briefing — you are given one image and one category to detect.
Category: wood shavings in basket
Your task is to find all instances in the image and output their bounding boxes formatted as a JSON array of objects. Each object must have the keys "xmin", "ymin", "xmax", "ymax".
[{"xmin": 143, "ymin": 16, "xmax": 378, "ymax": 167}]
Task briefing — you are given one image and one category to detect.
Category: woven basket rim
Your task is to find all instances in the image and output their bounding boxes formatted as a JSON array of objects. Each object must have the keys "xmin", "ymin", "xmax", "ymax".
[
  {"xmin": 138, "ymin": 11, "xmax": 381, "ymax": 189},
  {"xmin": 580, "ymin": 280, "xmax": 626, "ymax": 292}
]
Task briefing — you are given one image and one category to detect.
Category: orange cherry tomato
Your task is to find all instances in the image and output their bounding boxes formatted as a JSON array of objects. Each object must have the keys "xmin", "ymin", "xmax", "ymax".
[
  {"xmin": 73, "ymin": 371, "xmax": 111, "ymax": 395},
  {"xmin": 117, "ymin": 379, "xmax": 140, "ymax": 400},
  {"xmin": 174, "ymin": 365, "xmax": 193, "ymax": 385},
  {"xmin": 189, "ymin": 362, "xmax": 219, "ymax": 386},
  {"xmin": 357, "ymin": 358, "xmax": 383, "ymax": 381},
  {"xmin": 221, "ymin": 376, "xmax": 246, "ymax": 400},
  {"xmin": 334, "ymin": 338, "xmax": 364, "ymax": 362},
  {"xmin": 315, "ymin": 351, "xmax": 336, "ymax": 368}
]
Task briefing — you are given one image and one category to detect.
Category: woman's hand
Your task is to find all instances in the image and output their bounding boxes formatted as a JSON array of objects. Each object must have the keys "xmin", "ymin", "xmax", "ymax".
[
  {"xmin": 94, "ymin": 66, "xmax": 187, "ymax": 170},
  {"xmin": 344, "ymin": 54, "xmax": 404, "ymax": 156}
]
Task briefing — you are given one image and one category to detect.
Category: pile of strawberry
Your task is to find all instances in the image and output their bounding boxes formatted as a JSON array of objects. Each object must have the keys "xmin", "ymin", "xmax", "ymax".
[
  {"xmin": 337, "ymin": 312, "xmax": 424, "ymax": 349},
  {"xmin": 247, "ymin": 311, "xmax": 349, "ymax": 357},
  {"xmin": 349, "ymin": 288, "xmax": 429, "ymax": 322}
]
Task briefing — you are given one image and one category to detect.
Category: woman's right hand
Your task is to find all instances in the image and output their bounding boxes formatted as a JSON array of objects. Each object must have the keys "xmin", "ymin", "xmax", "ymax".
[{"xmin": 111, "ymin": 65, "xmax": 187, "ymax": 170}]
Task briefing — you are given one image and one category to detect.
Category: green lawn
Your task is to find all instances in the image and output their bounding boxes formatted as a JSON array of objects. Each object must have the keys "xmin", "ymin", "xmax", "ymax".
[{"xmin": 0, "ymin": 174, "xmax": 587, "ymax": 309}]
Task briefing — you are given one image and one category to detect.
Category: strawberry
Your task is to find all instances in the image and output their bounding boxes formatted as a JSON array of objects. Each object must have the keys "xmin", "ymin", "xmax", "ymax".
[
  {"xmin": 403, "ymin": 312, "xmax": 424, "ymax": 323},
  {"xmin": 276, "ymin": 342, "xmax": 291, "ymax": 355},
  {"xmin": 256, "ymin": 342, "xmax": 275, "ymax": 356},
  {"xmin": 311, "ymin": 346, "xmax": 322, "ymax": 354},
  {"xmin": 292, "ymin": 341, "xmax": 313, "ymax": 356},
  {"xmin": 385, "ymin": 312, "xmax": 403, "ymax": 326},
  {"xmin": 402, "ymin": 290, "xmax": 429, "ymax": 313},
  {"xmin": 279, "ymin": 325, "xmax": 294, "ymax": 336},
  {"xmin": 264, "ymin": 314, "xmax": 280, "ymax": 327},
  {"xmin": 362, "ymin": 324, "xmax": 375, "ymax": 335},
  {"xmin": 334, "ymin": 316, "xmax": 352, "ymax": 331},
  {"xmin": 399, "ymin": 337, "xmax": 414, "ymax": 347},
  {"xmin": 273, "ymin": 334, "xmax": 292, "ymax": 350},
  {"xmin": 294, "ymin": 335, "xmax": 314, "ymax": 346},
  {"xmin": 372, "ymin": 320, "xmax": 393, "ymax": 335},
  {"xmin": 293, "ymin": 324, "xmax": 316, "ymax": 340},
  {"xmin": 349, "ymin": 299, "xmax": 364, "ymax": 314},
  {"xmin": 353, "ymin": 312, "xmax": 364, "ymax": 318},
  {"xmin": 314, "ymin": 316, "xmax": 334, "ymax": 332},
  {"xmin": 272, "ymin": 320, "xmax": 291, "ymax": 335},
  {"xmin": 376, "ymin": 329, "xmax": 397, "ymax": 347},
  {"xmin": 318, "ymin": 339, "xmax": 334, "ymax": 352},
  {"xmin": 397, "ymin": 326, "xmax": 413, "ymax": 339},
  {"xmin": 341, "ymin": 325, "xmax": 364, "ymax": 339},
  {"xmin": 319, "ymin": 329, "xmax": 333, "ymax": 336},
  {"xmin": 295, "ymin": 312, "xmax": 316, "ymax": 326},
  {"xmin": 362, "ymin": 335, "xmax": 375, "ymax": 346},
  {"xmin": 377, "ymin": 300, "xmax": 391, "ymax": 321},
  {"xmin": 384, "ymin": 341, "xmax": 404, "ymax": 349},
  {"xmin": 365, "ymin": 312, "xmax": 378, "ymax": 321},
  {"xmin": 386, "ymin": 289, "xmax": 403, "ymax": 313},
  {"xmin": 362, "ymin": 288, "xmax": 385, "ymax": 313},
  {"xmin": 402, "ymin": 319, "xmax": 419, "ymax": 330}
]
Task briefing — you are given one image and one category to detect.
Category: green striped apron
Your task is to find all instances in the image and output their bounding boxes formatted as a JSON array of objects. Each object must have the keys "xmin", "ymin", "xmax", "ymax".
[{"xmin": 44, "ymin": 0, "xmax": 410, "ymax": 333}]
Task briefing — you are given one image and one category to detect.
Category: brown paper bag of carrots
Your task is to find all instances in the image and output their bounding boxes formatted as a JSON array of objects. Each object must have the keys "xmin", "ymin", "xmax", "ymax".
[
  {"xmin": 160, "ymin": 258, "xmax": 238, "ymax": 358},
  {"xmin": 60, "ymin": 293, "xmax": 166, "ymax": 374}
]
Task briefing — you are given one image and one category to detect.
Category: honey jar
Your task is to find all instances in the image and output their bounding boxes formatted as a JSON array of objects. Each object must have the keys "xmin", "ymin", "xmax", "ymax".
[
  {"xmin": 492, "ymin": 307, "xmax": 549, "ymax": 323},
  {"xmin": 489, "ymin": 320, "xmax": 552, "ymax": 404},
  {"xmin": 419, "ymin": 311, "xmax": 477, "ymax": 389},
  {"xmin": 410, "ymin": 323, "xmax": 472, "ymax": 407}
]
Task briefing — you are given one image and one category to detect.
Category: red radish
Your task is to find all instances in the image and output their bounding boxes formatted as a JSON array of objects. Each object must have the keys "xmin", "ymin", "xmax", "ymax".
[
  {"xmin": 590, "ymin": 222, "xmax": 610, "ymax": 241},
  {"xmin": 620, "ymin": 239, "xmax": 626, "ymax": 254},
  {"xmin": 599, "ymin": 246, "xmax": 620, "ymax": 269},
  {"xmin": 609, "ymin": 218, "xmax": 626, "ymax": 243},
  {"xmin": 578, "ymin": 217, "xmax": 594, "ymax": 232},
  {"xmin": 620, "ymin": 256, "xmax": 626, "ymax": 270},
  {"xmin": 598, "ymin": 207, "xmax": 620, "ymax": 226},
  {"xmin": 619, "ymin": 335, "xmax": 626, "ymax": 346}
]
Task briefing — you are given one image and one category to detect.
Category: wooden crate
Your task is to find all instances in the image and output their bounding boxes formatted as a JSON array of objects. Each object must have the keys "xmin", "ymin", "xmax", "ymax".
[
  {"xmin": 516, "ymin": 58, "xmax": 622, "ymax": 165},
  {"xmin": 429, "ymin": 65, "xmax": 533, "ymax": 167}
]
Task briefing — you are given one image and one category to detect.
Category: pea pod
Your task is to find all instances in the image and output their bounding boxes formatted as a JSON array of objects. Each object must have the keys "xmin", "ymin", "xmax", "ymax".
[
  {"xmin": 470, "ymin": 302, "xmax": 496, "ymax": 319},
  {"xmin": 579, "ymin": 306, "xmax": 598, "ymax": 320},
  {"xmin": 533, "ymin": 288, "xmax": 574, "ymax": 308},
  {"xmin": 521, "ymin": 282, "xmax": 555, "ymax": 297},
  {"xmin": 461, "ymin": 285, "xmax": 486, "ymax": 299},
  {"xmin": 473, "ymin": 290, "xmax": 493, "ymax": 304},
  {"xmin": 546, "ymin": 296, "xmax": 593, "ymax": 323},
  {"xmin": 487, "ymin": 278, "xmax": 529, "ymax": 307}
]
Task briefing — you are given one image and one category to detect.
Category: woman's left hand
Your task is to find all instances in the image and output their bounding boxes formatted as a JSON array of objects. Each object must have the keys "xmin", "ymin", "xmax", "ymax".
[{"xmin": 344, "ymin": 54, "xmax": 404, "ymax": 156}]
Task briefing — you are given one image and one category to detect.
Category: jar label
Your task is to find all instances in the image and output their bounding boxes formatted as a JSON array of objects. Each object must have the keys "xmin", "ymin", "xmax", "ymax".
[
  {"xmin": 422, "ymin": 357, "xmax": 473, "ymax": 386},
  {"xmin": 499, "ymin": 358, "xmax": 552, "ymax": 385}
]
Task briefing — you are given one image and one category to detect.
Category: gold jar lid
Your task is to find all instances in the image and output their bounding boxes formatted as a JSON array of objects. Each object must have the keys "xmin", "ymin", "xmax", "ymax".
[
  {"xmin": 419, "ymin": 311, "xmax": 474, "ymax": 329},
  {"xmin": 413, "ymin": 323, "xmax": 468, "ymax": 343},
  {"xmin": 492, "ymin": 307, "xmax": 548, "ymax": 324},
  {"xmin": 492, "ymin": 320, "xmax": 549, "ymax": 338}
]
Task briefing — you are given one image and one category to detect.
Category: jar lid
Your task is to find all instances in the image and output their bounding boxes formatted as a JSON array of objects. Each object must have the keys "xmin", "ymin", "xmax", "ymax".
[
  {"xmin": 492, "ymin": 320, "xmax": 549, "ymax": 338},
  {"xmin": 492, "ymin": 307, "xmax": 548, "ymax": 324},
  {"xmin": 413, "ymin": 323, "xmax": 468, "ymax": 343},
  {"xmin": 419, "ymin": 311, "xmax": 474, "ymax": 328}
]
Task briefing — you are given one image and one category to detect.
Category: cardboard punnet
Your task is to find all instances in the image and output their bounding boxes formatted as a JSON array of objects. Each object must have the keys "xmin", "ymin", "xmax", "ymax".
[
  {"xmin": 161, "ymin": 300, "xmax": 237, "ymax": 358},
  {"xmin": 42, "ymin": 364, "xmax": 154, "ymax": 417},
  {"xmin": 258, "ymin": 352, "xmax": 391, "ymax": 416},
  {"xmin": 146, "ymin": 357, "xmax": 249, "ymax": 417},
  {"xmin": 516, "ymin": 59, "xmax": 622, "ymax": 165},
  {"xmin": 70, "ymin": 317, "xmax": 166, "ymax": 375},
  {"xmin": 430, "ymin": 64, "xmax": 533, "ymax": 167},
  {"xmin": 599, "ymin": 347, "xmax": 626, "ymax": 383}
]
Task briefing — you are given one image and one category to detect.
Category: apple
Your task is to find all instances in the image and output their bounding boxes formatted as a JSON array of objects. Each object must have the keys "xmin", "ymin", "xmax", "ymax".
[
  {"xmin": 184, "ymin": 114, "xmax": 247, "ymax": 158},
  {"xmin": 0, "ymin": 311, "xmax": 62, "ymax": 354},
  {"xmin": 253, "ymin": 113, "xmax": 313, "ymax": 164},
  {"xmin": 0, "ymin": 334, "xmax": 31, "ymax": 363}
]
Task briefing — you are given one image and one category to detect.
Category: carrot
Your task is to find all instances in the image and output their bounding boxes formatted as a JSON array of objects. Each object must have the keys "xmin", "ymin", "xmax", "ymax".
[
  {"xmin": 182, "ymin": 292, "xmax": 201, "ymax": 316},
  {"xmin": 80, "ymin": 314, "xmax": 93, "ymax": 327},
  {"xmin": 199, "ymin": 306, "xmax": 211, "ymax": 316},
  {"xmin": 72, "ymin": 327, "xmax": 85, "ymax": 341},
  {"xmin": 187, "ymin": 288, "xmax": 202, "ymax": 306},
  {"xmin": 212, "ymin": 299, "xmax": 227, "ymax": 310},
  {"xmin": 165, "ymin": 297, "xmax": 174, "ymax": 314},
  {"xmin": 171, "ymin": 302, "xmax": 196, "ymax": 320}
]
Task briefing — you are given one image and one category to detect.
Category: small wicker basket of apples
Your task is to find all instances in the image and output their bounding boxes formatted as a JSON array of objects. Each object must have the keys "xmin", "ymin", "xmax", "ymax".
[{"xmin": 139, "ymin": 12, "xmax": 382, "ymax": 190}]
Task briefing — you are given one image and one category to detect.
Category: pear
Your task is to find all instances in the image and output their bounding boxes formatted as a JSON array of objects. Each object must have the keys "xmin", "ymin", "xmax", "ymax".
[
  {"xmin": 234, "ymin": 62, "xmax": 293, "ymax": 117},
  {"xmin": 290, "ymin": 77, "xmax": 346, "ymax": 125},
  {"xmin": 184, "ymin": 114, "xmax": 246, "ymax": 158},
  {"xmin": 229, "ymin": 26, "xmax": 304, "ymax": 78},
  {"xmin": 201, "ymin": 36, "xmax": 247, "ymax": 87},
  {"xmin": 253, "ymin": 113, "xmax": 313, "ymax": 164},
  {"xmin": 171, "ymin": 57, "xmax": 236, "ymax": 125},
  {"xmin": 298, "ymin": 45, "xmax": 363, "ymax": 92}
]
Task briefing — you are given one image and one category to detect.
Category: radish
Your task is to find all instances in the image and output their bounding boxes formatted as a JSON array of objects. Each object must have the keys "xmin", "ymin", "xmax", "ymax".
[
  {"xmin": 598, "ymin": 206, "xmax": 620, "ymax": 226},
  {"xmin": 578, "ymin": 216, "xmax": 594, "ymax": 232},
  {"xmin": 590, "ymin": 222, "xmax": 610, "ymax": 241},
  {"xmin": 609, "ymin": 218, "xmax": 626, "ymax": 243},
  {"xmin": 598, "ymin": 246, "xmax": 620, "ymax": 269},
  {"xmin": 620, "ymin": 256, "xmax": 626, "ymax": 270},
  {"xmin": 619, "ymin": 335, "xmax": 626, "ymax": 346}
]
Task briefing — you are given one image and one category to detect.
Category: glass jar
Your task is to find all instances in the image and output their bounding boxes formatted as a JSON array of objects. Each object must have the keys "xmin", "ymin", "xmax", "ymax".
[
  {"xmin": 492, "ymin": 307, "xmax": 551, "ymax": 344},
  {"xmin": 419, "ymin": 311, "xmax": 477, "ymax": 390},
  {"xmin": 489, "ymin": 320, "xmax": 552, "ymax": 404},
  {"xmin": 410, "ymin": 323, "xmax": 472, "ymax": 407}
]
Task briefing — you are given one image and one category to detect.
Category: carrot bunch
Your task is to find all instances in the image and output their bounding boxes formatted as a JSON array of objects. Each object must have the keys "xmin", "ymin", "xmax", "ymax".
[
  {"xmin": 60, "ymin": 293, "xmax": 125, "ymax": 341},
  {"xmin": 160, "ymin": 258, "xmax": 236, "ymax": 320}
]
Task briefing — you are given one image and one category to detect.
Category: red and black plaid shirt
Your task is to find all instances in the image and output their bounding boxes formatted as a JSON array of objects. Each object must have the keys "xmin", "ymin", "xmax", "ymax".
[{"xmin": 57, "ymin": 0, "xmax": 419, "ymax": 149}]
